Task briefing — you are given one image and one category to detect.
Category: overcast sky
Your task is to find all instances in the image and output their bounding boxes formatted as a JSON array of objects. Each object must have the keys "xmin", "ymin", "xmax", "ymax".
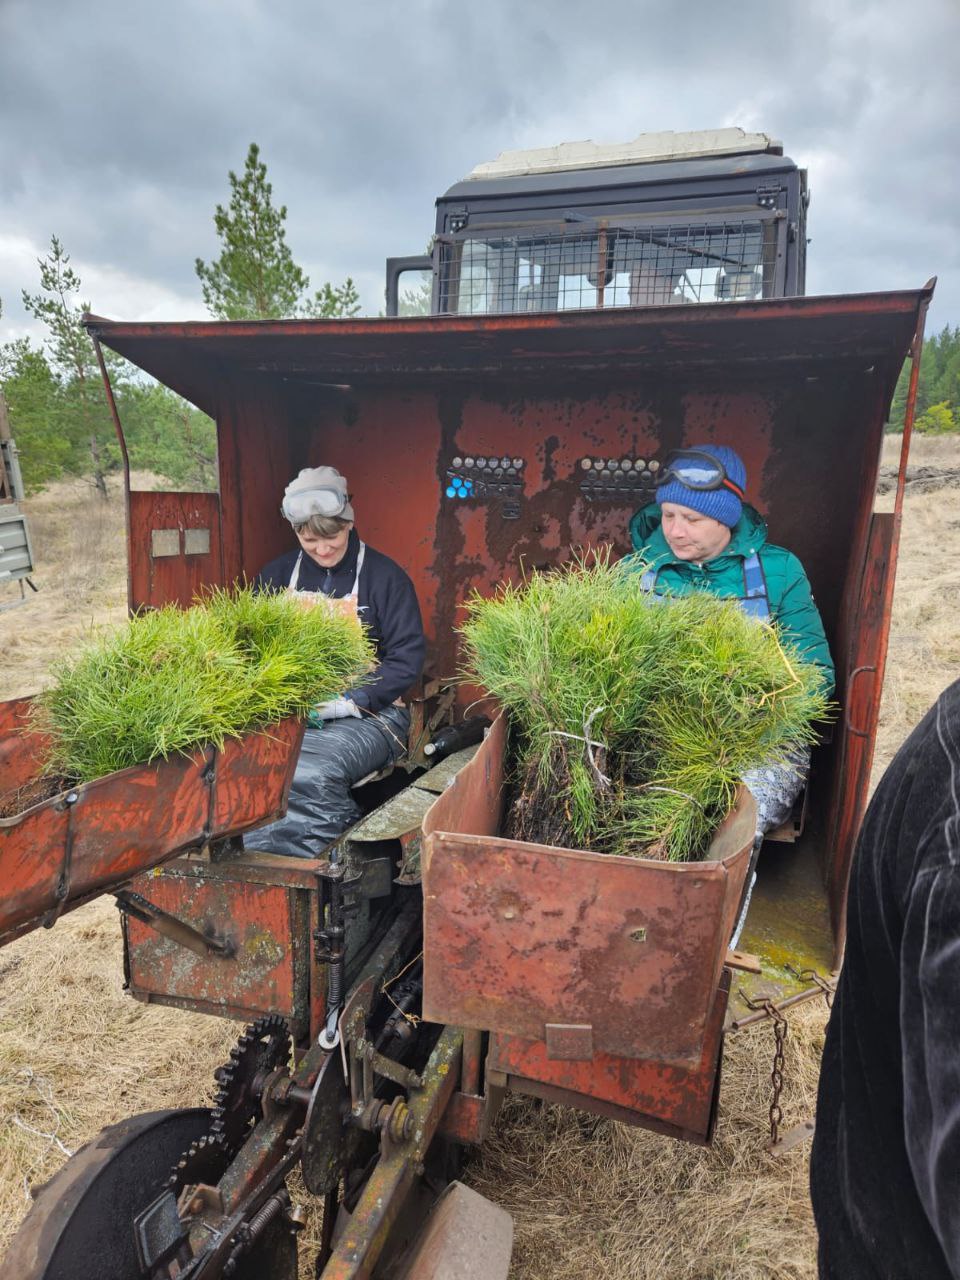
[{"xmin": 1, "ymin": 0, "xmax": 957, "ymax": 347}]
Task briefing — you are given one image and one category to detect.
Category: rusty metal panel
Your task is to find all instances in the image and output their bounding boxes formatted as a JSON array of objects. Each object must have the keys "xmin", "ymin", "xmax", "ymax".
[
  {"xmin": 215, "ymin": 372, "xmax": 301, "ymax": 588},
  {"xmin": 437, "ymin": 1093, "xmax": 488, "ymax": 1146},
  {"xmin": 0, "ymin": 695, "xmax": 49, "ymax": 792},
  {"xmin": 0, "ymin": 717, "xmax": 305, "ymax": 946},
  {"xmin": 422, "ymin": 715, "xmax": 754, "ymax": 1063},
  {"xmin": 213, "ymin": 717, "xmax": 304, "ymax": 834},
  {"xmin": 0, "ymin": 747, "xmax": 208, "ymax": 945},
  {"xmin": 129, "ymin": 490, "xmax": 223, "ymax": 610},
  {"xmin": 544, "ymin": 1024, "xmax": 594, "ymax": 1061},
  {"xmin": 491, "ymin": 971, "xmax": 729, "ymax": 1143},
  {"xmin": 125, "ymin": 863, "xmax": 314, "ymax": 1029},
  {"xmin": 0, "ymin": 797, "xmax": 69, "ymax": 944},
  {"xmin": 825, "ymin": 512, "xmax": 897, "ymax": 963},
  {"xmin": 422, "ymin": 712, "xmax": 505, "ymax": 844},
  {"xmin": 84, "ymin": 291, "xmax": 930, "ymax": 392}
]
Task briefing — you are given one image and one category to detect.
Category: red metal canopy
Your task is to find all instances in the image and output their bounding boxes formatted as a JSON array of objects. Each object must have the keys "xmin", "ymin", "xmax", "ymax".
[{"xmin": 84, "ymin": 288, "xmax": 929, "ymax": 413}]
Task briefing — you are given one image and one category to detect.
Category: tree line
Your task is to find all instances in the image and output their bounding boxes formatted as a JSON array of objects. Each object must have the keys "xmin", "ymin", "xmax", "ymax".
[
  {"xmin": 889, "ymin": 323, "xmax": 960, "ymax": 434},
  {"xmin": 0, "ymin": 144, "xmax": 360, "ymax": 494}
]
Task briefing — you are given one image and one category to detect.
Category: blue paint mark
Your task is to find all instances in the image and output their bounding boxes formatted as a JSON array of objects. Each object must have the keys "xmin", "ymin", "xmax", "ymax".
[{"xmin": 446, "ymin": 473, "xmax": 480, "ymax": 500}]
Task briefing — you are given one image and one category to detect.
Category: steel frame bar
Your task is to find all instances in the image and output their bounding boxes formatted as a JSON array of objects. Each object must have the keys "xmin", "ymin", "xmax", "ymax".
[{"xmin": 321, "ymin": 1026, "xmax": 463, "ymax": 1280}]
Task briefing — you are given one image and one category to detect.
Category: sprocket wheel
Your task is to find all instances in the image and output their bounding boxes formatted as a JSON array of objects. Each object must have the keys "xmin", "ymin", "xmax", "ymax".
[
  {"xmin": 210, "ymin": 1014, "xmax": 292, "ymax": 1153},
  {"xmin": 168, "ymin": 1131, "xmax": 232, "ymax": 1195}
]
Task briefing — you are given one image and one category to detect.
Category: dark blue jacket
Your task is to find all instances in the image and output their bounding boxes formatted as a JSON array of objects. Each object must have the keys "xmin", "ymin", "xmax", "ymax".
[{"xmin": 255, "ymin": 529, "xmax": 425, "ymax": 713}]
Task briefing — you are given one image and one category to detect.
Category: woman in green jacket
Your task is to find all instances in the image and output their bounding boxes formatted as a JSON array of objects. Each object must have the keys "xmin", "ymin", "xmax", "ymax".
[{"xmin": 622, "ymin": 443, "xmax": 834, "ymax": 938}]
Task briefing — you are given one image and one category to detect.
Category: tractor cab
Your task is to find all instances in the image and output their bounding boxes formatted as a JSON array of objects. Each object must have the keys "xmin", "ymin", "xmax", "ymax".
[{"xmin": 387, "ymin": 128, "xmax": 808, "ymax": 316}]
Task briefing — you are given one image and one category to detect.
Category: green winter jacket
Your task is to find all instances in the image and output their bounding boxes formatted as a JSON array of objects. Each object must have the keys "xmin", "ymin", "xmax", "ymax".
[{"xmin": 624, "ymin": 503, "xmax": 835, "ymax": 697}]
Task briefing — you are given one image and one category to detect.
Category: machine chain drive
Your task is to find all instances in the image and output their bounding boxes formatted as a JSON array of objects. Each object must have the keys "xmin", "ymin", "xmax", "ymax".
[{"xmin": 210, "ymin": 1014, "xmax": 293, "ymax": 1153}]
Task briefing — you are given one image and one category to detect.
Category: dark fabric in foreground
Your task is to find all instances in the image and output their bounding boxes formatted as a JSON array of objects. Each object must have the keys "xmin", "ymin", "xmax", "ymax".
[
  {"xmin": 810, "ymin": 677, "xmax": 960, "ymax": 1280},
  {"xmin": 255, "ymin": 529, "xmax": 425, "ymax": 712},
  {"xmin": 248, "ymin": 706, "xmax": 410, "ymax": 857}
]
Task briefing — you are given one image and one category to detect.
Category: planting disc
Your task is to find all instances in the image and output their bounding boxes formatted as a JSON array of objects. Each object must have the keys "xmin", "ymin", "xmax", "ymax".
[
  {"xmin": 5, "ymin": 1107, "xmax": 211, "ymax": 1280},
  {"xmin": 301, "ymin": 1049, "xmax": 349, "ymax": 1194}
]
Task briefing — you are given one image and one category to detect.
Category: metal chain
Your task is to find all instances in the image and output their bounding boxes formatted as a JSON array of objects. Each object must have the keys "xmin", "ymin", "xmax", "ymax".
[
  {"xmin": 787, "ymin": 964, "xmax": 835, "ymax": 1008},
  {"xmin": 733, "ymin": 970, "xmax": 837, "ymax": 1151},
  {"xmin": 762, "ymin": 999, "xmax": 789, "ymax": 1146}
]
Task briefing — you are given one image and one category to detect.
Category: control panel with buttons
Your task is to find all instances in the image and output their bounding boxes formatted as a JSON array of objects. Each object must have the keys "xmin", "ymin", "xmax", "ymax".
[{"xmin": 579, "ymin": 456, "xmax": 661, "ymax": 503}]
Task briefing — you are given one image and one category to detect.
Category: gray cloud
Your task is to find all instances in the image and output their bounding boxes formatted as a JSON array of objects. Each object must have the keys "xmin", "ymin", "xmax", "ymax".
[{"xmin": 1, "ymin": 0, "xmax": 957, "ymax": 339}]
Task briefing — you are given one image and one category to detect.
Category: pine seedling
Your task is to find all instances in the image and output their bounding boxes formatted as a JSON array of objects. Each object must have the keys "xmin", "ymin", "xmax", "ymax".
[
  {"xmin": 34, "ymin": 586, "xmax": 375, "ymax": 784},
  {"xmin": 460, "ymin": 554, "xmax": 832, "ymax": 862}
]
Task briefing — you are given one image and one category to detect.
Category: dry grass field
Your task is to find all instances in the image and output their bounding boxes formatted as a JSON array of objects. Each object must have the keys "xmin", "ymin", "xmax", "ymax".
[{"xmin": 1, "ymin": 439, "xmax": 958, "ymax": 1278}]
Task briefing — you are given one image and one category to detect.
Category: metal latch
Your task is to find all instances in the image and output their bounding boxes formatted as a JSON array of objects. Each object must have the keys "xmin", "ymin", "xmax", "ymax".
[{"xmin": 545, "ymin": 1023, "xmax": 594, "ymax": 1061}]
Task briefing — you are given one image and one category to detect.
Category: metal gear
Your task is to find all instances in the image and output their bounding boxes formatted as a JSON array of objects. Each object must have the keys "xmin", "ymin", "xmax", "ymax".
[
  {"xmin": 168, "ymin": 1131, "xmax": 232, "ymax": 1196},
  {"xmin": 210, "ymin": 1014, "xmax": 292, "ymax": 1153}
]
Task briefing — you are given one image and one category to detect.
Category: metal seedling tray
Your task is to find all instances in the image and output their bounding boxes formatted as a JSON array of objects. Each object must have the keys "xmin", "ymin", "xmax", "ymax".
[{"xmin": 0, "ymin": 696, "xmax": 304, "ymax": 945}]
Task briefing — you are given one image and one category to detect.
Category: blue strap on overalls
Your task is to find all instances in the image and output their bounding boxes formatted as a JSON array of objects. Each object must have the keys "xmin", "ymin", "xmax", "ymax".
[
  {"xmin": 739, "ymin": 552, "xmax": 770, "ymax": 620},
  {"xmin": 640, "ymin": 552, "xmax": 770, "ymax": 621}
]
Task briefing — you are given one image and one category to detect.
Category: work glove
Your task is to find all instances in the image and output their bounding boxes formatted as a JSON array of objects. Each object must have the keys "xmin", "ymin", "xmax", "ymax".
[{"xmin": 308, "ymin": 698, "xmax": 362, "ymax": 727}]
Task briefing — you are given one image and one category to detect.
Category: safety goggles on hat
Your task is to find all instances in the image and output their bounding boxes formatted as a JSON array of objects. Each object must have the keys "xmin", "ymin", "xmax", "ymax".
[
  {"xmin": 657, "ymin": 449, "xmax": 745, "ymax": 499},
  {"xmin": 281, "ymin": 486, "xmax": 349, "ymax": 524}
]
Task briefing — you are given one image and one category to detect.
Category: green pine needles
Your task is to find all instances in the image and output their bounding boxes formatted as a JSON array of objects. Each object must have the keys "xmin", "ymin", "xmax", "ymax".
[
  {"xmin": 34, "ymin": 587, "xmax": 375, "ymax": 784},
  {"xmin": 459, "ymin": 553, "xmax": 833, "ymax": 862}
]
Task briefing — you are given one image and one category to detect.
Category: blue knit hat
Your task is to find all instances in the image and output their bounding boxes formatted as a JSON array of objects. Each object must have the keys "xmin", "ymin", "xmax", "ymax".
[{"xmin": 655, "ymin": 444, "xmax": 746, "ymax": 528}]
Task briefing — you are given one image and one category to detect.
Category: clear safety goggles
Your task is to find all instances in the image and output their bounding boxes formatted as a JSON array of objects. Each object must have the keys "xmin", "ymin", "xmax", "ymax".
[
  {"xmin": 658, "ymin": 449, "xmax": 745, "ymax": 499},
  {"xmin": 281, "ymin": 486, "xmax": 349, "ymax": 524}
]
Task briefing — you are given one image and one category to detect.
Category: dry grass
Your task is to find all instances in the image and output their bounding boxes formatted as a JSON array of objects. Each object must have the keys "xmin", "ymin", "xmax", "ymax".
[
  {"xmin": 470, "ymin": 1003, "xmax": 828, "ymax": 1280},
  {"xmin": 1, "ymin": 438, "xmax": 958, "ymax": 1276},
  {"xmin": 0, "ymin": 475, "xmax": 141, "ymax": 701},
  {"xmin": 873, "ymin": 438, "xmax": 960, "ymax": 782},
  {"xmin": 0, "ymin": 900, "xmax": 239, "ymax": 1217}
]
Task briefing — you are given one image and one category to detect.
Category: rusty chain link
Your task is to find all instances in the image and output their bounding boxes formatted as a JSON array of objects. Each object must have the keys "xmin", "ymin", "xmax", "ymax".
[
  {"xmin": 764, "ymin": 1000, "xmax": 788, "ymax": 1146},
  {"xmin": 787, "ymin": 964, "xmax": 835, "ymax": 1008},
  {"xmin": 734, "ymin": 969, "xmax": 837, "ymax": 1149}
]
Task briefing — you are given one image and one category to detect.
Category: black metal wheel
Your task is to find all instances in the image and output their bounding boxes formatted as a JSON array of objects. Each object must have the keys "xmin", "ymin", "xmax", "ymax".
[
  {"xmin": 4, "ymin": 1108, "xmax": 212, "ymax": 1280},
  {"xmin": 3, "ymin": 1107, "xmax": 299, "ymax": 1280}
]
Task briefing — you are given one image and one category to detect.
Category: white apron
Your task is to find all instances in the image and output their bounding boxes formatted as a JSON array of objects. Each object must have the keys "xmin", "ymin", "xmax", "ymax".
[{"xmin": 286, "ymin": 542, "xmax": 366, "ymax": 625}]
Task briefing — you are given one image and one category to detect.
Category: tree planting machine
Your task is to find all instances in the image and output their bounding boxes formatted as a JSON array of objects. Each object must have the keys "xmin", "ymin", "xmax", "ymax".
[{"xmin": 0, "ymin": 129, "xmax": 934, "ymax": 1278}]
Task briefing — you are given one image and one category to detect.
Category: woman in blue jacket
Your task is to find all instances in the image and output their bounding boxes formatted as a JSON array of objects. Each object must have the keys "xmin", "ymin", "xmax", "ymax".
[{"xmin": 623, "ymin": 444, "xmax": 834, "ymax": 935}]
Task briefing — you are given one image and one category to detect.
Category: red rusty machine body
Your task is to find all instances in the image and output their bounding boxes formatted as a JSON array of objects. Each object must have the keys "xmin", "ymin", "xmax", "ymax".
[
  {"xmin": 83, "ymin": 285, "xmax": 930, "ymax": 1118},
  {"xmin": 89, "ymin": 286, "xmax": 930, "ymax": 960},
  {"xmin": 2, "ymin": 280, "xmax": 932, "ymax": 1280}
]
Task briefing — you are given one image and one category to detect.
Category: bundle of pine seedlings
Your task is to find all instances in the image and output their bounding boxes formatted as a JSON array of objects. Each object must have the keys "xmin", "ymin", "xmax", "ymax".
[
  {"xmin": 30, "ymin": 586, "xmax": 375, "ymax": 786},
  {"xmin": 459, "ymin": 554, "xmax": 832, "ymax": 862}
]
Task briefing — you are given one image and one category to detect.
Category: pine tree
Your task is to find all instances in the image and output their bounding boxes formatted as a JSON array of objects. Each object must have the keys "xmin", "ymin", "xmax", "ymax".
[
  {"xmin": 21, "ymin": 237, "xmax": 111, "ymax": 497},
  {"xmin": 888, "ymin": 324, "xmax": 960, "ymax": 433},
  {"xmin": 195, "ymin": 143, "xmax": 360, "ymax": 320},
  {"xmin": 0, "ymin": 338, "xmax": 75, "ymax": 491}
]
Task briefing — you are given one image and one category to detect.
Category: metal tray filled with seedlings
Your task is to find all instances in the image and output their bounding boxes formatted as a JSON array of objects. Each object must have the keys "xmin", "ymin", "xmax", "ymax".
[
  {"xmin": 0, "ymin": 587, "xmax": 373, "ymax": 943},
  {"xmin": 422, "ymin": 555, "xmax": 832, "ymax": 1065}
]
